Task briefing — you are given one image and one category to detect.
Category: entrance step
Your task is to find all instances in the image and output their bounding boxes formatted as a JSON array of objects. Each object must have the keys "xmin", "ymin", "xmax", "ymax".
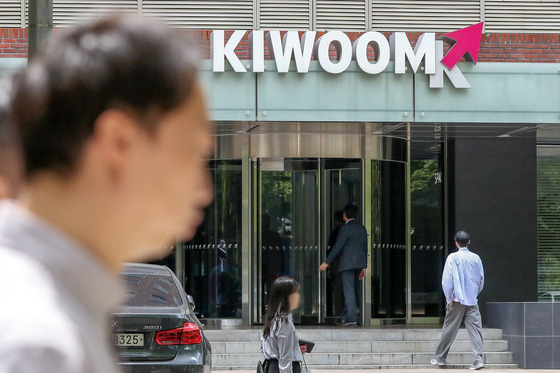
[
  {"xmin": 205, "ymin": 328, "xmax": 504, "ymax": 342},
  {"xmin": 205, "ymin": 328, "xmax": 517, "ymax": 370},
  {"xmin": 212, "ymin": 340, "xmax": 508, "ymax": 354}
]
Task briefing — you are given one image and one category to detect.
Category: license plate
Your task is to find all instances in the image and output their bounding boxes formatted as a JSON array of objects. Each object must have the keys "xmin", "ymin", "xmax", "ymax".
[{"xmin": 114, "ymin": 333, "xmax": 144, "ymax": 347}]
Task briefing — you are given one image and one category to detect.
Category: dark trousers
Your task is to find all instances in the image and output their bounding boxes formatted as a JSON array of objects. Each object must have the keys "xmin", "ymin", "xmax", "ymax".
[
  {"xmin": 266, "ymin": 360, "xmax": 301, "ymax": 373},
  {"xmin": 326, "ymin": 261, "xmax": 344, "ymax": 317},
  {"xmin": 340, "ymin": 268, "xmax": 361, "ymax": 323}
]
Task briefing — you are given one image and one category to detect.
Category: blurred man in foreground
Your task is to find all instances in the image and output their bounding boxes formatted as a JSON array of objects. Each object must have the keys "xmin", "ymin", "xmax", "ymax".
[
  {"xmin": 0, "ymin": 15, "xmax": 213, "ymax": 373},
  {"xmin": 0, "ymin": 77, "xmax": 21, "ymax": 199}
]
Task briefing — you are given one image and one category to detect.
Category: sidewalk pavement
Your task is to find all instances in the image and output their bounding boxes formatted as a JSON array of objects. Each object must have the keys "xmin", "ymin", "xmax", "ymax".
[{"xmin": 212, "ymin": 367, "xmax": 553, "ymax": 373}]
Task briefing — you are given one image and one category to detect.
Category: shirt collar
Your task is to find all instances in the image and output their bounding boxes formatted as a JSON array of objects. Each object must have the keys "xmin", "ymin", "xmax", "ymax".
[
  {"xmin": 345, "ymin": 218, "xmax": 355, "ymax": 224},
  {"xmin": 0, "ymin": 200, "xmax": 124, "ymax": 319},
  {"xmin": 459, "ymin": 247, "xmax": 470, "ymax": 251}
]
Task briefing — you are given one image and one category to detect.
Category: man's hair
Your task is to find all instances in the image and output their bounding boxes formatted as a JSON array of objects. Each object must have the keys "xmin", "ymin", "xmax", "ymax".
[
  {"xmin": 262, "ymin": 213, "xmax": 272, "ymax": 231},
  {"xmin": 454, "ymin": 230, "xmax": 471, "ymax": 247},
  {"xmin": 11, "ymin": 14, "xmax": 199, "ymax": 177},
  {"xmin": 334, "ymin": 210, "xmax": 344, "ymax": 224},
  {"xmin": 343, "ymin": 204, "xmax": 358, "ymax": 220}
]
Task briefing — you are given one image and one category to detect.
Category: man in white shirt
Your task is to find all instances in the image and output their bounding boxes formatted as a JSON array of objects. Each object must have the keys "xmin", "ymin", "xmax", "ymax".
[
  {"xmin": 431, "ymin": 231, "xmax": 485, "ymax": 370},
  {"xmin": 0, "ymin": 15, "xmax": 213, "ymax": 373}
]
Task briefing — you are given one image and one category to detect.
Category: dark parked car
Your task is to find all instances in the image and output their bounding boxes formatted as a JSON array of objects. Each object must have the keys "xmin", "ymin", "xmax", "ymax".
[{"xmin": 112, "ymin": 263, "xmax": 211, "ymax": 373}]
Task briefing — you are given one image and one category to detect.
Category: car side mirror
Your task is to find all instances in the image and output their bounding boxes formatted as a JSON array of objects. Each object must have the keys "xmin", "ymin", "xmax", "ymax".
[{"xmin": 187, "ymin": 294, "xmax": 196, "ymax": 311}]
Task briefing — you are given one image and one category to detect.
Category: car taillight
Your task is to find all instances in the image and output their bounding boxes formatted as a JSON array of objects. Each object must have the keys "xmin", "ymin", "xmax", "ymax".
[{"xmin": 155, "ymin": 322, "xmax": 202, "ymax": 345}]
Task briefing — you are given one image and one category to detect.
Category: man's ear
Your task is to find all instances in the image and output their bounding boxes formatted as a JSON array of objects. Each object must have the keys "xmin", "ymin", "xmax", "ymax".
[{"xmin": 89, "ymin": 109, "xmax": 139, "ymax": 179}]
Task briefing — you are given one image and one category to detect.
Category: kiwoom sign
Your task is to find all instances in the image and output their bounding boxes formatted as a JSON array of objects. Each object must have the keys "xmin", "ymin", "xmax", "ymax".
[{"xmin": 211, "ymin": 23, "xmax": 484, "ymax": 89}]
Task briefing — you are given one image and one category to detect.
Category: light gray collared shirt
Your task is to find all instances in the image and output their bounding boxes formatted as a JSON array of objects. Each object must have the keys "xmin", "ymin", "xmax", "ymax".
[
  {"xmin": 442, "ymin": 247, "xmax": 484, "ymax": 306},
  {"xmin": 0, "ymin": 200, "xmax": 125, "ymax": 373},
  {"xmin": 261, "ymin": 313, "xmax": 304, "ymax": 373}
]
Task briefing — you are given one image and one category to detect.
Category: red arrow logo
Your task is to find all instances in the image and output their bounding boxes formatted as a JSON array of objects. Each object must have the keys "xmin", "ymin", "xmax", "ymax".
[{"xmin": 440, "ymin": 22, "xmax": 484, "ymax": 69}]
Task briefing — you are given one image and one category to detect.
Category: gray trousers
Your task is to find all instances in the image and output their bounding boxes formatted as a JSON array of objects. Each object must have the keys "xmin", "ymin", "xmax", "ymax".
[
  {"xmin": 435, "ymin": 302, "xmax": 484, "ymax": 365},
  {"xmin": 340, "ymin": 269, "xmax": 360, "ymax": 323}
]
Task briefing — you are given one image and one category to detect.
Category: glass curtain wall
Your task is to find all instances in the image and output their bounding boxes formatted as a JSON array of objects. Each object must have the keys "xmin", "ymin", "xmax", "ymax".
[
  {"xmin": 180, "ymin": 160, "xmax": 243, "ymax": 319},
  {"xmin": 537, "ymin": 146, "xmax": 560, "ymax": 301}
]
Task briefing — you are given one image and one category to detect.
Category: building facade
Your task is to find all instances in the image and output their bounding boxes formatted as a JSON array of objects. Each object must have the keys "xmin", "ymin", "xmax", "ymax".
[{"xmin": 1, "ymin": 0, "xmax": 560, "ymax": 327}]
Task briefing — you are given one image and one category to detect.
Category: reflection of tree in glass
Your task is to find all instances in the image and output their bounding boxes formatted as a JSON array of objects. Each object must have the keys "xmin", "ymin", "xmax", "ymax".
[
  {"xmin": 411, "ymin": 160, "xmax": 443, "ymax": 247},
  {"xmin": 411, "ymin": 160, "xmax": 439, "ymax": 198},
  {"xmin": 262, "ymin": 172, "xmax": 292, "ymax": 234}
]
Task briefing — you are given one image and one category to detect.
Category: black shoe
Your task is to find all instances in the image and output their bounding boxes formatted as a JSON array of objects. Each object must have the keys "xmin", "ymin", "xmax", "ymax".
[{"xmin": 335, "ymin": 318, "xmax": 343, "ymax": 326}]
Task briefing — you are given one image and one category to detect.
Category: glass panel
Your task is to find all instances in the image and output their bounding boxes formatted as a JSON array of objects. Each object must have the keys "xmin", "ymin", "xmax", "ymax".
[
  {"xmin": 259, "ymin": 169, "xmax": 291, "ymax": 316},
  {"xmin": 180, "ymin": 160, "xmax": 243, "ymax": 319},
  {"xmin": 410, "ymin": 142, "xmax": 445, "ymax": 317},
  {"xmin": 371, "ymin": 160, "xmax": 407, "ymax": 318},
  {"xmin": 324, "ymin": 160, "xmax": 362, "ymax": 320},
  {"xmin": 537, "ymin": 146, "xmax": 560, "ymax": 301},
  {"xmin": 121, "ymin": 274, "xmax": 183, "ymax": 307},
  {"xmin": 258, "ymin": 159, "xmax": 319, "ymax": 324}
]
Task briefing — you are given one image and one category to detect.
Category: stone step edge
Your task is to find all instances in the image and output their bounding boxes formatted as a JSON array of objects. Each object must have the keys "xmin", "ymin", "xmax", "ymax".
[
  {"xmin": 212, "ymin": 364, "xmax": 519, "ymax": 370},
  {"xmin": 203, "ymin": 326, "xmax": 503, "ymax": 335},
  {"xmin": 204, "ymin": 330, "xmax": 505, "ymax": 333},
  {"xmin": 205, "ymin": 331, "xmax": 504, "ymax": 335},
  {"xmin": 209, "ymin": 339, "xmax": 508, "ymax": 343},
  {"xmin": 205, "ymin": 328, "xmax": 504, "ymax": 331},
  {"xmin": 213, "ymin": 349, "xmax": 511, "ymax": 355},
  {"xmin": 208, "ymin": 339, "xmax": 507, "ymax": 342},
  {"xmin": 213, "ymin": 352, "xmax": 513, "ymax": 356}
]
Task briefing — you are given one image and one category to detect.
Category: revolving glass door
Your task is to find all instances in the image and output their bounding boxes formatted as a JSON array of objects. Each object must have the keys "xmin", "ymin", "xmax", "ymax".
[{"xmin": 253, "ymin": 158, "xmax": 363, "ymax": 324}]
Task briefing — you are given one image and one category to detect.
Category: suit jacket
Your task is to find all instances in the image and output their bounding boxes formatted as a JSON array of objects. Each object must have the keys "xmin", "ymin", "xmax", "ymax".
[{"xmin": 325, "ymin": 219, "xmax": 368, "ymax": 272}]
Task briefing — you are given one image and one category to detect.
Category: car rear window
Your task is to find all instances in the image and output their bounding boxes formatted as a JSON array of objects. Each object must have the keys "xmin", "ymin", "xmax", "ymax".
[{"xmin": 122, "ymin": 274, "xmax": 183, "ymax": 307}]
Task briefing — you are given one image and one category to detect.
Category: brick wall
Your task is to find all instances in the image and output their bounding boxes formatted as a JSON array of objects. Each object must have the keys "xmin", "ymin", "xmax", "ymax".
[
  {"xmin": 0, "ymin": 28, "xmax": 27, "ymax": 58},
  {"xmin": 479, "ymin": 33, "xmax": 560, "ymax": 63},
  {"xmin": 2, "ymin": 27, "xmax": 559, "ymax": 63},
  {"xmin": 193, "ymin": 31, "xmax": 560, "ymax": 63}
]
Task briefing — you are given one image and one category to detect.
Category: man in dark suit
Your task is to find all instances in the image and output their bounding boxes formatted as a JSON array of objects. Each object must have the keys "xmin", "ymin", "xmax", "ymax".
[{"xmin": 319, "ymin": 204, "xmax": 368, "ymax": 326}]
